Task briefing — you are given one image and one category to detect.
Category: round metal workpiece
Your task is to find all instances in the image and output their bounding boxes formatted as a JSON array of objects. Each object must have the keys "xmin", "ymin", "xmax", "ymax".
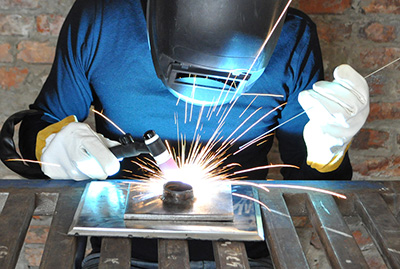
[{"xmin": 162, "ymin": 181, "xmax": 194, "ymax": 207}]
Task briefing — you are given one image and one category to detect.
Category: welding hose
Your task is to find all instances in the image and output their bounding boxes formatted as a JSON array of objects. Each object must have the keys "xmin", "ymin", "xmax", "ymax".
[{"xmin": 0, "ymin": 109, "xmax": 48, "ymax": 179}]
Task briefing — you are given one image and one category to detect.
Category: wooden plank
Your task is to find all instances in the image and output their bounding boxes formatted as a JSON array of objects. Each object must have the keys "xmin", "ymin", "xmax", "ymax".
[
  {"xmin": 259, "ymin": 191, "xmax": 309, "ymax": 269},
  {"xmin": 306, "ymin": 194, "xmax": 369, "ymax": 268},
  {"xmin": 0, "ymin": 192, "xmax": 35, "ymax": 268},
  {"xmin": 158, "ymin": 239, "xmax": 190, "ymax": 269},
  {"xmin": 40, "ymin": 189, "xmax": 84, "ymax": 269},
  {"xmin": 355, "ymin": 193, "xmax": 400, "ymax": 268},
  {"xmin": 99, "ymin": 237, "xmax": 131, "ymax": 269},
  {"xmin": 213, "ymin": 241, "xmax": 250, "ymax": 269}
]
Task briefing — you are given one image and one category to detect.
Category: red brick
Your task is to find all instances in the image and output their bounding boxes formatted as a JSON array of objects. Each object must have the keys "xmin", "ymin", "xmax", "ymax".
[
  {"xmin": 17, "ymin": 41, "xmax": 55, "ymax": 63},
  {"xmin": 351, "ymin": 129, "xmax": 389, "ymax": 150},
  {"xmin": 367, "ymin": 76, "xmax": 385, "ymax": 96},
  {"xmin": 360, "ymin": 47, "xmax": 400, "ymax": 69},
  {"xmin": 352, "ymin": 157, "xmax": 390, "ymax": 176},
  {"xmin": 368, "ymin": 102, "xmax": 400, "ymax": 121},
  {"xmin": 353, "ymin": 156, "xmax": 400, "ymax": 177},
  {"xmin": 0, "ymin": 0, "xmax": 11, "ymax": 9},
  {"xmin": 385, "ymin": 156, "xmax": 400, "ymax": 177},
  {"xmin": 11, "ymin": 0, "xmax": 40, "ymax": 8},
  {"xmin": 298, "ymin": 0, "xmax": 351, "ymax": 14},
  {"xmin": 362, "ymin": 0, "xmax": 400, "ymax": 14},
  {"xmin": 0, "ymin": 66, "xmax": 28, "ymax": 89},
  {"xmin": 36, "ymin": 14, "xmax": 65, "ymax": 36},
  {"xmin": 313, "ymin": 18, "xmax": 352, "ymax": 42},
  {"xmin": 0, "ymin": 14, "xmax": 34, "ymax": 36},
  {"xmin": 361, "ymin": 22, "xmax": 396, "ymax": 43},
  {"xmin": 0, "ymin": 43, "xmax": 13, "ymax": 63}
]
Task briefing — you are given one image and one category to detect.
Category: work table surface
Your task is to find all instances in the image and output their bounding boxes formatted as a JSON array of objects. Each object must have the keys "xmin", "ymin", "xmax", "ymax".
[{"xmin": 0, "ymin": 179, "xmax": 399, "ymax": 268}]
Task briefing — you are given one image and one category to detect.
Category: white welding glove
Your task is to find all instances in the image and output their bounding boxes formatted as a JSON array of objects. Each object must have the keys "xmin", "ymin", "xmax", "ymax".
[
  {"xmin": 38, "ymin": 119, "xmax": 120, "ymax": 180},
  {"xmin": 298, "ymin": 64, "xmax": 369, "ymax": 172}
]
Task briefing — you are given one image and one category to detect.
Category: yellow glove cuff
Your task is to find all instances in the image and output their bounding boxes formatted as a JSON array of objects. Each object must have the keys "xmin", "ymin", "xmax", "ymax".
[
  {"xmin": 307, "ymin": 142, "xmax": 351, "ymax": 173},
  {"xmin": 35, "ymin": 115, "xmax": 77, "ymax": 162}
]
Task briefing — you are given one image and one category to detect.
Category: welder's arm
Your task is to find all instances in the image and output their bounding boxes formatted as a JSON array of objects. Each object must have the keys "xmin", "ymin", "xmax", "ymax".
[
  {"xmin": 36, "ymin": 116, "xmax": 121, "ymax": 180},
  {"xmin": 298, "ymin": 64, "xmax": 370, "ymax": 173}
]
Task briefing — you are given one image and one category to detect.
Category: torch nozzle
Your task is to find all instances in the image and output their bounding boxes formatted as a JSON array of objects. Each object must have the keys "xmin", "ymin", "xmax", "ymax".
[{"xmin": 143, "ymin": 130, "xmax": 179, "ymax": 174}]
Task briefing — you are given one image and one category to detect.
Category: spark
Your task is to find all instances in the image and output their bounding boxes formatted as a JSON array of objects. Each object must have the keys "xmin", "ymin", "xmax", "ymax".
[
  {"xmin": 232, "ymin": 56, "xmax": 400, "ymax": 156},
  {"xmin": 240, "ymin": 0, "xmax": 293, "ymax": 87},
  {"xmin": 364, "ymin": 56, "xmax": 400, "ymax": 79},
  {"xmin": 234, "ymin": 110, "xmax": 308, "ymax": 155},
  {"xmin": 239, "ymin": 96, "xmax": 258, "ymax": 118},
  {"xmin": 241, "ymin": 93, "xmax": 284, "ymax": 98},
  {"xmin": 231, "ymin": 180, "xmax": 270, "ymax": 193},
  {"xmin": 260, "ymin": 183, "xmax": 347, "ymax": 199},
  {"xmin": 232, "ymin": 193, "xmax": 271, "ymax": 212},
  {"xmin": 215, "ymin": 72, "xmax": 233, "ymax": 111},
  {"xmin": 185, "ymin": 99, "xmax": 188, "ymax": 124},
  {"xmin": 189, "ymin": 75, "xmax": 197, "ymax": 122},
  {"xmin": 217, "ymin": 75, "xmax": 239, "ymax": 117},
  {"xmin": 321, "ymin": 226, "xmax": 352, "ymax": 238},
  {"xmin": 231, "ymin": 102, "xmax": 286, "ymax": 145},
  {"xmin": 5, "ymin": 158, "xmax": 60, "ymax": 167},
  {"xmin": 223, "ymin": 107, "xmax": 263, "ymax": 145},
  {"xmin": 233, "ymin": 164, "xmax": 299, "ymax": 175},
  {"xmin": 92, "ymin": 109, "xmax": 125, "ymax": 135}
]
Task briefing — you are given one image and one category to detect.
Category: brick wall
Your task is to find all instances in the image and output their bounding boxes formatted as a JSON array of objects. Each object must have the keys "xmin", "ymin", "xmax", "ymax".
[{"xmin": 0, "ymin": 0, "xmax": 399, "ymax": 180}]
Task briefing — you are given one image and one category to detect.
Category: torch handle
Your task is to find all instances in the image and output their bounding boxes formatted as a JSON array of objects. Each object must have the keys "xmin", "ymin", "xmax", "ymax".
[{"xmin": 109, "ymin": 133, "xmax": 150, "ymax": 159}]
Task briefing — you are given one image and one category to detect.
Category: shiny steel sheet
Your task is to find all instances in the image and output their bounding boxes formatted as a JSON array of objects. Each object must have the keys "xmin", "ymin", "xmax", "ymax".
[
  {"xmin": 124, "ymin": 181, "xmax": 234, "ymax": 221},
  {"xmin": 68, "ymin": 180, "xmax": 264, "ymax": 241}
]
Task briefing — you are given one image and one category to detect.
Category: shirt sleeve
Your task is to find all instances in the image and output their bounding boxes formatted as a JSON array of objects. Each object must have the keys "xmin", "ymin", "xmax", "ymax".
[
  {"xmin": 275, "ymin": 9, "xmax": 352, "ymax": 180},
  {"xmin": 29, "ymin": 0, "xmax": 102, "ymax": 122}
]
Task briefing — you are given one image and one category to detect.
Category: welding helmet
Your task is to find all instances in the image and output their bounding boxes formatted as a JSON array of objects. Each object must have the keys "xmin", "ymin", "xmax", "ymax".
[{"xmin": 146, "ymin": 0, "xmax": 289, "ymax": 106}]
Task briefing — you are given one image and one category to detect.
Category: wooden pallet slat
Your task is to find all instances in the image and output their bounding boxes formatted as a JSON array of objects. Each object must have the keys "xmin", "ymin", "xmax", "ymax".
[
  {"xmin": 259, "ymin": 191, "xmax": 309, "ymax": 269},
  {"xmin": 306, "ymin": 193, "xmax": 369, "ymax": 268},
  {"xmin": 355, "ymin": 192, "xmax": 400, "ymax": 268},
  {"xmin": 0, "ymin": 192, "xmax": 35, "ymax": 268}
]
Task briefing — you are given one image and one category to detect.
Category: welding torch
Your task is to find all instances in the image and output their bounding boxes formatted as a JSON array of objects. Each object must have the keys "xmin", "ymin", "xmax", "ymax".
[{"xmin": 109, "ymin": 130, "xmax": 178, "ymax": 173}]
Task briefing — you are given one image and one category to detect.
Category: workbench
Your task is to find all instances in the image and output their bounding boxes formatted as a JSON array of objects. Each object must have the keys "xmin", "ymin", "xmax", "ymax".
[{"xmin": 0, "ymin": 179, "xmax": 399, "ymax": 268}]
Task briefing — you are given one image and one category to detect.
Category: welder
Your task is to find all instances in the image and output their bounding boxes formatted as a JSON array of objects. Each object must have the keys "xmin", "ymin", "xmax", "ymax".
[{"xmin": 0, "ymin": 0, "xmax": 369, "ymax": 268}]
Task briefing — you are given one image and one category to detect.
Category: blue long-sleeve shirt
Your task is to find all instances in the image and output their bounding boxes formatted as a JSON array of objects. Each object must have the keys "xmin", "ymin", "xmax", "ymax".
[{"xmin": 30, "ymin": 0, "xmax": 352, "ymax": 181}]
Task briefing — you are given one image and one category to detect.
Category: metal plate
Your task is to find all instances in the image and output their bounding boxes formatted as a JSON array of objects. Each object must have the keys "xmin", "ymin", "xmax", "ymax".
[
  {"xmin": 124, "ymin": 181, "xmax": 233, "ymax": 221},
  {"xmin": 68, "ymin": 180, "xmax": 264, "ymax": 241}
]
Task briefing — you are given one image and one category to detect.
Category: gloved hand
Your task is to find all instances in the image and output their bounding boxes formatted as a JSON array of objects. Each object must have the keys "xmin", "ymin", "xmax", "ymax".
[
  {"xmin": 37, "ymin": 117, "xmax": 120, "ymax": 180},
  {"xmin": 298, "ymin": 64, "xmax": 369, "ymax": 172}
]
